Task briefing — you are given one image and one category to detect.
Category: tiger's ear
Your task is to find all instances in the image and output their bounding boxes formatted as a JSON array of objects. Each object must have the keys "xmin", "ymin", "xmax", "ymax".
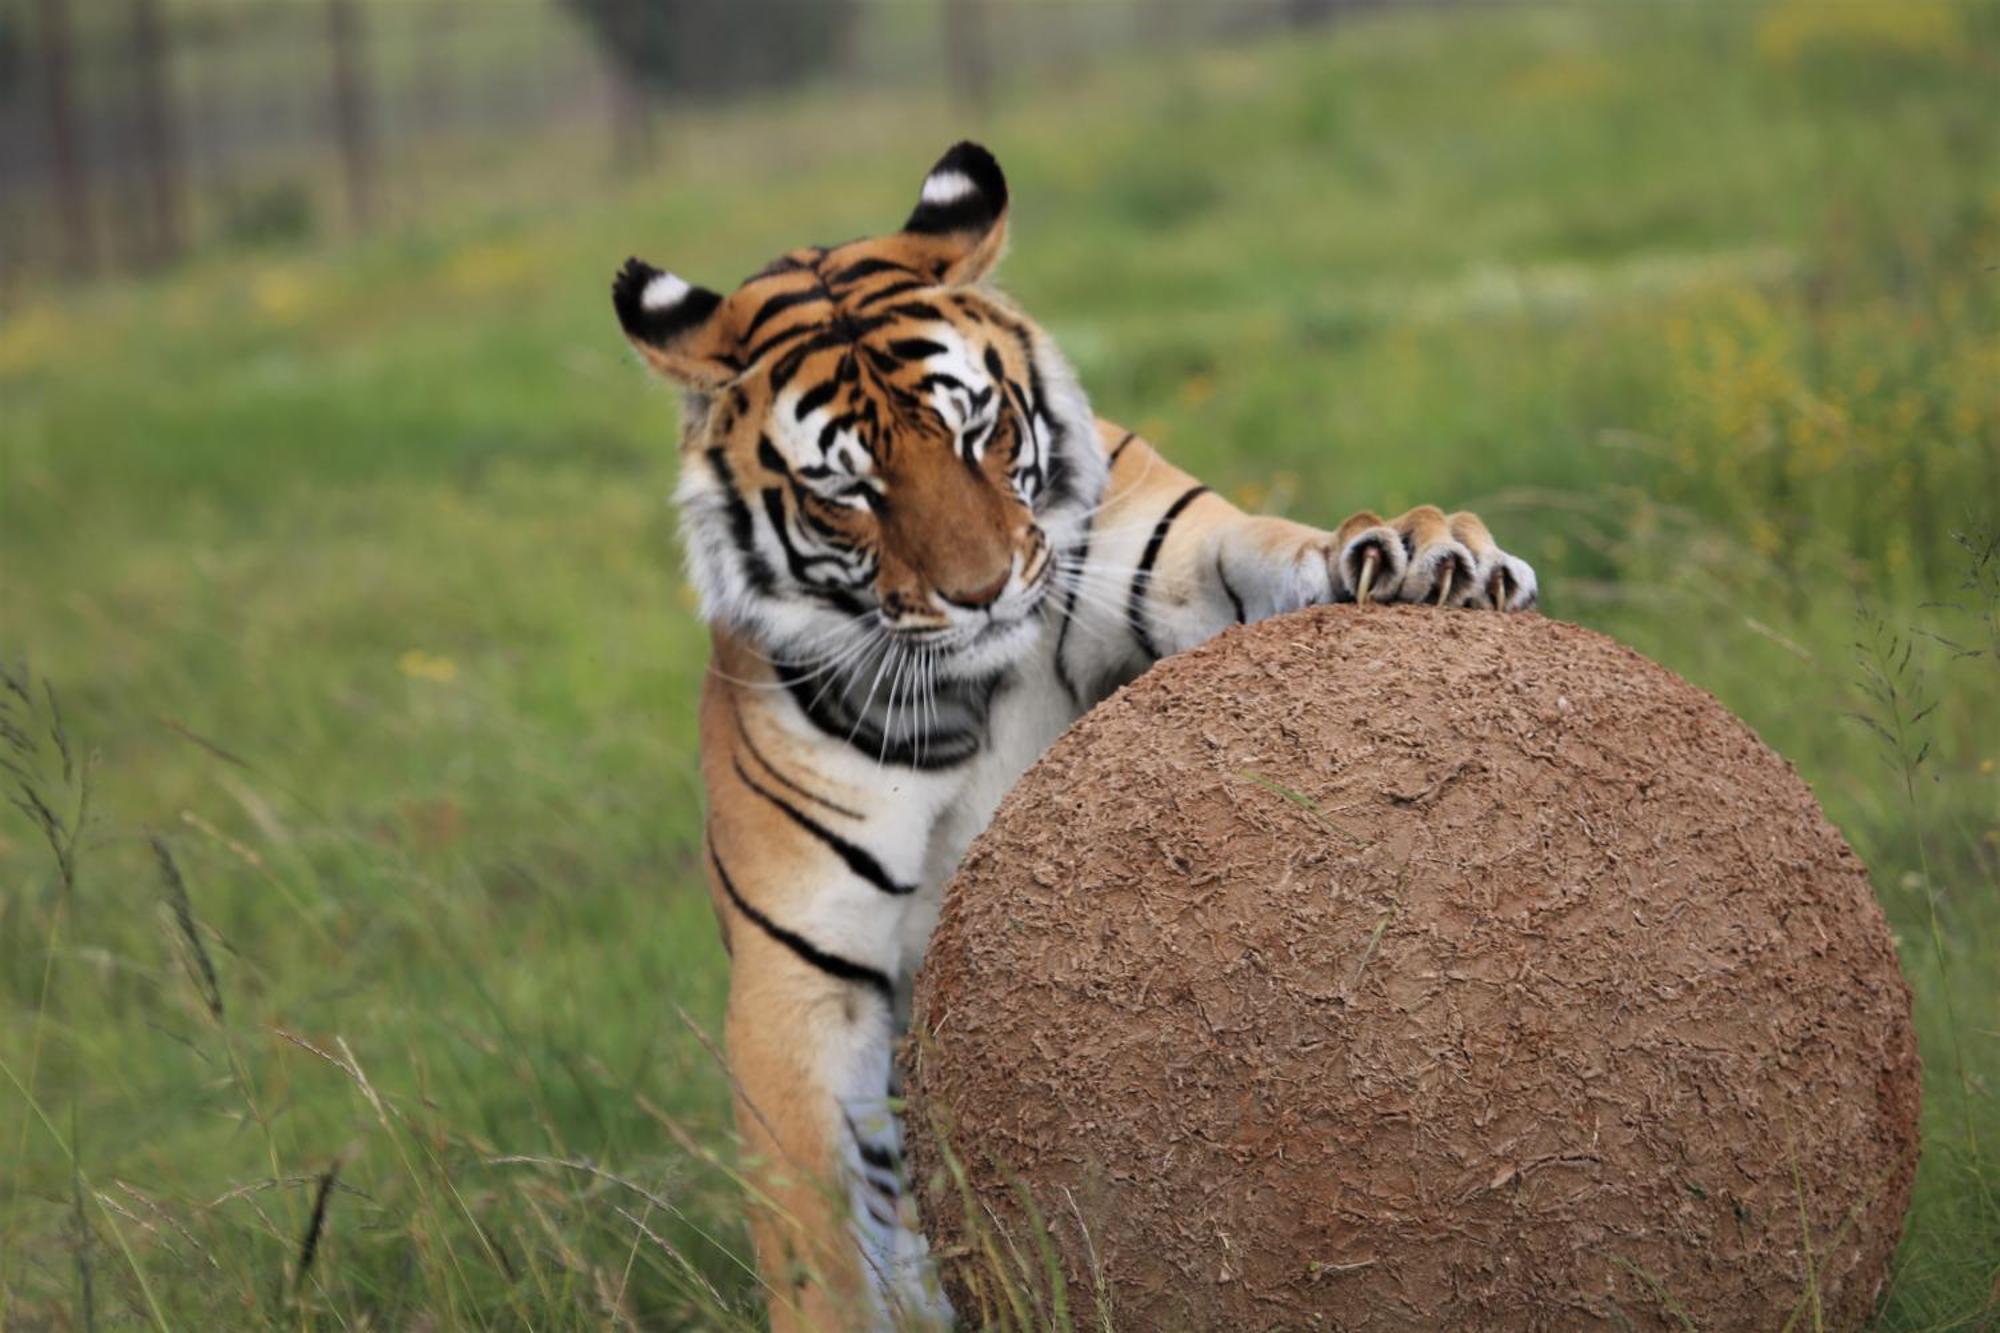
[
  {"xmin": 611, "ymin": 257, "xmax": 738, "ymax": 387},
  {"xmin": 901, "ymin": 141, "xmax": 1009, "ymax": 286}
]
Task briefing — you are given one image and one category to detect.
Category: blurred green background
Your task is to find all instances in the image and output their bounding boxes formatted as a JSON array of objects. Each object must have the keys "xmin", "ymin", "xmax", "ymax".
[{"xmin": 2, "ymin": 0, "xmax": 1997, "ymax": 1327}]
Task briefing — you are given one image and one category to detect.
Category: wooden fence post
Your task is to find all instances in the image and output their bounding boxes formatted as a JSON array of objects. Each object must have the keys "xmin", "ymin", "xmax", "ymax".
[
  {"xmin": 600, "ymin": 0, "xmax": 654, "ymax": 171},
  {"xmin": 326, "ymin": 0, "xmax": 377, "ymax": 230},
  {"xmin": 943, "ymin": 0, "xmax": 993, "ymax": 118},
  {"xmin": 35, "ymin": 0, "xmax": 95, "ymax": 275},
  {"xmin": 129, "ymin": 0, "xmax": 186, "ymax": 265}
]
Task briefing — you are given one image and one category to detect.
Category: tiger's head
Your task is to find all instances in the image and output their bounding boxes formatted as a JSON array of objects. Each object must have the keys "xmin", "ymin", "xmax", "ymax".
[{"xmin": 613, "ymin": 142, "xmax": 1104, "ymax": 681}]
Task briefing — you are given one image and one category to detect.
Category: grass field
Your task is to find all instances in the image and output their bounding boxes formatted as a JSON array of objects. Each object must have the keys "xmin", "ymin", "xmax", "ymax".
[{"xmin": 3, "ymin": 2, "xmax": 1998, "ymax": 1327}]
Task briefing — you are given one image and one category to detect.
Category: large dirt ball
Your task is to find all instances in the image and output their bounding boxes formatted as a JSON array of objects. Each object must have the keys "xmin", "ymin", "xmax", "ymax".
[{"xmin": 903, "ymin": 606, "xmax": 1918, "ymax": 1331}]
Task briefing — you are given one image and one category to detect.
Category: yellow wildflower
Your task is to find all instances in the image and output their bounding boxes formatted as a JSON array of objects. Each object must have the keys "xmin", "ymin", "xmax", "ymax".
[
  {"xmin": 0, "ymin": 304, "xmax": 68, "ymax": 376},
  {"xmin": 398, "ymin": 651, "xmax": 459, "ymax": 684},
  {"xmin": 445, "ymin": 240, "xmax": 535, "ymax": 298},
  {"xmin": 1757, "ymin": 0, "xmax": 1962, "ymax": 65},
  {"xmin": 251, "ymin": 266, "xmax": 315, "ymax": 325}
]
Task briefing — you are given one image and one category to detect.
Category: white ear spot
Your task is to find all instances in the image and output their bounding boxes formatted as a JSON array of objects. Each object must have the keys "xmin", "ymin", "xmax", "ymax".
[
  {"xmin": 920, "ymin": 170, "xmax": 975, "ymax": 206},
  {"xmin": 641, "ymin": 272, "xmax": 691, "ymax": 312}
]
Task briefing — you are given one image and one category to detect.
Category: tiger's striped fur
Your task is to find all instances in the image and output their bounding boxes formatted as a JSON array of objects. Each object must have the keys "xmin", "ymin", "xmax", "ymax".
[{"xmin": 611, "ymin": 142, "xmax": 1537, "ymax": 1331}]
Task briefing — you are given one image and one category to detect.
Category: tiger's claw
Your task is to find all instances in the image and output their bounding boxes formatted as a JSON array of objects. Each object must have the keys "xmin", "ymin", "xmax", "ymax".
[
  {"xmin": 1357, "ymin": 549, "xmax": 1381, "ymax": 606},
  {"xmin": 1328, "ymin": 509, "xmax": 1532, "ymax": 612},
  {"xmin": 1333, "ymin": 521, "xmax": 1406, "ymax": 605}
]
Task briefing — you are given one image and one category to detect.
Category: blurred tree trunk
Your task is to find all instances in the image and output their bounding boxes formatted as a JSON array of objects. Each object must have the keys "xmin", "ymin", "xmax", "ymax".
[
  {"xmin": 414, "ymin": 0, "xmax": 455, "ymax": 135},
  {"xmin": 35, "ymin": 0, "xmax": 94, "ymax": 275},
  {"xmin": 600, "ymin": 0, "xmax": 654, "ymax": 170},
  {"xmin": 607, "ymin": 71, "xmax": 655, "ymax": 171},
  {"xmin": 326, "ymin": 0, "xmax": 377, "ymax": 230},
  {"xmin": 409, "ymin": 0, "xmax": 456, "ymax": 211},
  {"xmin": 188, "ymin": 9, "xmax": 231, "ymax": 215},
  {"xmin": 832, "ymin": 0, "xmax": 867, "ymax": 81},
  {"xmin": 943, "ymin": 0, "xmax": 993, "ymax": 118},
  {"xmin": 129, "ymin": 0, "xmax": 185, "ymax": 266}
]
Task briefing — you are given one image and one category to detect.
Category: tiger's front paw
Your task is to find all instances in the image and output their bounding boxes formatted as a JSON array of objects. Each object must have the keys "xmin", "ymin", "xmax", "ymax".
[{"xmin": 1333, "ymin": 506, "xmax": 1537, "ymax": 610}]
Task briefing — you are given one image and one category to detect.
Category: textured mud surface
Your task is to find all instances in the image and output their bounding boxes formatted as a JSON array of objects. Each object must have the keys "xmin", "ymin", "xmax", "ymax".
[{"xmin": 904, "ymin": 606, "xmax": 1918, "ymax": 1331}]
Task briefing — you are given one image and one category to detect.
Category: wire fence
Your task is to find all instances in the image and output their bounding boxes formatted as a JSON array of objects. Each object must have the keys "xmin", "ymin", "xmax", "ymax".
[
  {"xmin": 1, "ymin": 0, "xmax": 615, "ymax": 286},
  {"xmin": 0, "ymin": 0, "xmax": 1357, "ymax": 293}
]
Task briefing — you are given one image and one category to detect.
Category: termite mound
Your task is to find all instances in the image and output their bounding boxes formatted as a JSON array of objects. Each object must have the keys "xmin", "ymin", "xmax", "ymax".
[{"xmin": 905, "ymin": 605, "xmax": 1918, "ymax": 1331}]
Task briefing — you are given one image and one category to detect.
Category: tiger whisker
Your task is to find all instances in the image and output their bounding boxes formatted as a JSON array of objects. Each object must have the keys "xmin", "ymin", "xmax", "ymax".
[
  {"xmin": 705, "ymin": 623, "xmax": 875, "ymax": 690},
  {"xmin": 1043, "ymin": 581, "xmax": 1137, "ymax": 652},
  {"xmin": 1050, "ymin": 569, "xmax": 1150, "ymax": 614},
  {"xmin": 712, "ymin": 620, "xmax": 877, "ymax": 698},
  {"xmin": 917, "ymin": 647, "xmax": 937, "ymax": 769},
  {"xmin": 733, "ymin": 631, "xmax": 858, "ymax": 671},
  {"xmin": 1052, "ymin": 550, "xmax": 1168, "ymax": 582},
  {"xmin": 1055, "ymin": 508, "xmax": 1194, "ymax": 545},
  {"xmin": 802, "ymin": 627, "xmax": 892, "ymax": 716},
  {"xmin": 875, "ymin": 645, "xmax": 914, "ymax": 769},
  {"xmin": 1052, "ymin": 565, "xmax": 1155, "ymax": 595},
  {"xmin": 844, "ymin": 638, "xmax": 901, "ymax": 753},
  {"xmin": 1062, "ymin": 448, "xmax": 1166, "ymax": 524}
]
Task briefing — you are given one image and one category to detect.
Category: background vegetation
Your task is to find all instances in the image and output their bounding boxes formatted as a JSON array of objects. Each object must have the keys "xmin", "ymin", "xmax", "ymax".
[{"xmin": 3, "ymin": 1, "xmax": 1997, "ymax": 1327}]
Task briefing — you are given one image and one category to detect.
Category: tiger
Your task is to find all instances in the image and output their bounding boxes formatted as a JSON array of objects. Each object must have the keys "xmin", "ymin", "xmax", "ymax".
[{"xmin": 610, "ymin": 141, "xmax": 1538, "ymax": 1331}]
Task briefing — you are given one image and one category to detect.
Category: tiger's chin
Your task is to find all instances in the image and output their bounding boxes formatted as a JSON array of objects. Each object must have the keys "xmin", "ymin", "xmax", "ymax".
[{"xmin": 923, "ymin": 612, "xmax": 1048, "ymax": 681}]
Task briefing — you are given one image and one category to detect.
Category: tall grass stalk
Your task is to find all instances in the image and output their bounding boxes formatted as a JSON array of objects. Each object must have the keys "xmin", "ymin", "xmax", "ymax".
[{"xmin": 1851, "ymin": 591, "xmax": 1991, "ymax": 1222}]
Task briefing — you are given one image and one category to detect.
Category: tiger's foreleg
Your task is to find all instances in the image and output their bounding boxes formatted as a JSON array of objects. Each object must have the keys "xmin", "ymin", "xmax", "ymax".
[
  {"xmin": 1061, "ymin": 427, "xmax": 1538, "ymax": 690},
  {"xmin": 703, "ymin": 669, "xmax": 951, "ymax": 1332},
  {"xmin": 719, "ymin": 920, "xmax": 922, "ymax": 1331}
]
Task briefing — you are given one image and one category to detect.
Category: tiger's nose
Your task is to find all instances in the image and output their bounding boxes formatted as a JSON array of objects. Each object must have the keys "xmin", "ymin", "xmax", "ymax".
[{"xmin": 937, "ymin": 567, "xmax": 1011, "ymax": 610}]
